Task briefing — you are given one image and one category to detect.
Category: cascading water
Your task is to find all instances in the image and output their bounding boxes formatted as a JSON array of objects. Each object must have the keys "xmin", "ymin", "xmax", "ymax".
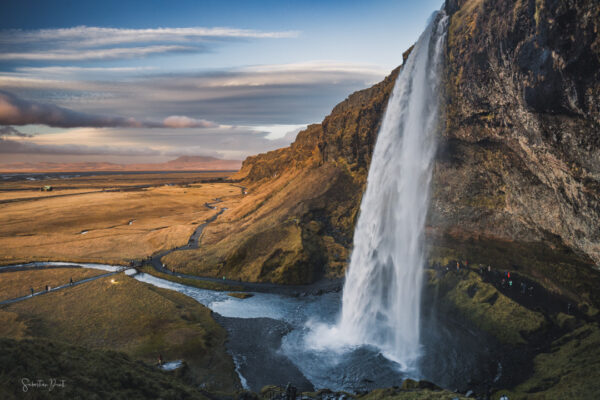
[
  {"xmin": 307, "ymin": 11, "xmax": 448, "ymax": 372},
  {"xmin": 339, "ymin": 11, "xmax": 448, "ymax": 369}
]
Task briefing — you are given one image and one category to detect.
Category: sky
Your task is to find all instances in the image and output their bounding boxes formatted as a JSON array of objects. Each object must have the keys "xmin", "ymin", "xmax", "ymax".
[{"xmin": 0, "ymin": 0, "xmax": 442, "ymax": 164}]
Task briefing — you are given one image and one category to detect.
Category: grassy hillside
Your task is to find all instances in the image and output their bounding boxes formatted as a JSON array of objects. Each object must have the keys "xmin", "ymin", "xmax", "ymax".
[{"xmin": 0, "ymin": 274, "xmax": 239, "ymax": 391}]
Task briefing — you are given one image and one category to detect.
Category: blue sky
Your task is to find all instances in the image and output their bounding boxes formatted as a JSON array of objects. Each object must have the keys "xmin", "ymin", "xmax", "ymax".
[{"xmin": 0, "ymin": 0, "xmax": 442, "ymax": 163}]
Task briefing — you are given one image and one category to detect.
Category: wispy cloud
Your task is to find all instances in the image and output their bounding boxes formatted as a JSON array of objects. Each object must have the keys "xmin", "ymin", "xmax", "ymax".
[
  {"xmin": 163, "ymin": 115, "xmax": 216, "ymax": 128},
  {"xmin": 0, "ymin": 26, "xmax": 298, "ymax": 62},
  {"xmin": 0, "ymin": 45, "xmax": 196, "ymax": 61},
  {"xmin": 0, "ymin": 26, "xmax": 298, "ymax": 47},
  {"xmin": 15, "ymin": 66, "xmax": 156, "ymax": 74}
]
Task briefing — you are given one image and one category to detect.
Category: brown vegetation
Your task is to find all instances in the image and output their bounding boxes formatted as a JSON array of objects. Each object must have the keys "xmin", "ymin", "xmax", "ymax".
[{"xmin": 0, "ymin": 180, "xmax": 242, "ymax": 266}]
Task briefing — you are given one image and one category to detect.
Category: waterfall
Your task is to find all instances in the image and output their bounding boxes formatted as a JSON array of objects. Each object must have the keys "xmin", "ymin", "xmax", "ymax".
[{"xmin": 335, "ymin": 11, "xmax": 448, "ymax": 370}]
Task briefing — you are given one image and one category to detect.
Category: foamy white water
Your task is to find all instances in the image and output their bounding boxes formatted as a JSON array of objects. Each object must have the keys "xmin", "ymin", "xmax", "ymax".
[{"xmin": 308, "ymin": 11, "xmax": 448, "ymax": 371}]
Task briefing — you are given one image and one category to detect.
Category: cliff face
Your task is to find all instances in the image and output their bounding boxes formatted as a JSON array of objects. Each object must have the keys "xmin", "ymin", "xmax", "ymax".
[
  {"xmin": 431, "ymin": 0, "xmax": 600, "ymax": 306},
  {"xmin": 170, "ymin": 0, "xmax": 600, "ymax": 306}
]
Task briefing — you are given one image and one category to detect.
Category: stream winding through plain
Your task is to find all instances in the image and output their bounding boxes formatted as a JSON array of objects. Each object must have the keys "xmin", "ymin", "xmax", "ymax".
[{"xmin": 1, "ymin": 197, "xmax": 505, "ymax": 394}]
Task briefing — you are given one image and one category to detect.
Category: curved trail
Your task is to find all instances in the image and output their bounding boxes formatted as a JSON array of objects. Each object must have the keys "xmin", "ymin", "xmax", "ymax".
[
  {"xmin": 144, "ymin": 197, "xmax": 342, "ymax": 296},
  {"xmin": 0, "ymin": 195, "xmax": 341, "ymax": 302}
]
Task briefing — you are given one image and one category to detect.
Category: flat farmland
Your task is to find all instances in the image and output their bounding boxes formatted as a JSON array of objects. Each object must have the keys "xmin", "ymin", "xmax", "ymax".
[{"xmin": 0, "ymin": 173, "xmax": 242, "ymax": 266}]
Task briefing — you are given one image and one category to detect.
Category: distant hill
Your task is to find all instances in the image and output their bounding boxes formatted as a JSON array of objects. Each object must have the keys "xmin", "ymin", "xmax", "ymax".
[{"xmin": 0, "ymin": 156, "xmax": 241, "ymax": 172}]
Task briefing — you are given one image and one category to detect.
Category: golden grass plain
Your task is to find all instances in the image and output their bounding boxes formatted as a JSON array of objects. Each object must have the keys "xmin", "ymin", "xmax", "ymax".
[{"xmin": 0, "ymin": 173, "xmax": 243, "ymax": 266}]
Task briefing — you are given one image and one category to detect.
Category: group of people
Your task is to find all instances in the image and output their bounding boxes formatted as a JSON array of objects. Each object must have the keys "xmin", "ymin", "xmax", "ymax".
[
  {"xmin": 433, "ymin": 259, "xmax": 537, "ymax": 298},
  {"xmin": 493, "ymin": 269, "xmax": 534, "ymax": 296},
  {"xmin": 29, "ymin": 277, "xmax": 74, "ymax": 297}
]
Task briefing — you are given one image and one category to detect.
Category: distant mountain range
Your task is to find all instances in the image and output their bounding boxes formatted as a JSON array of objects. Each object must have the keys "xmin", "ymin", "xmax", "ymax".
[{"xmin": 0, "ymin": 156, "xmax": 241, "ymax": 172}]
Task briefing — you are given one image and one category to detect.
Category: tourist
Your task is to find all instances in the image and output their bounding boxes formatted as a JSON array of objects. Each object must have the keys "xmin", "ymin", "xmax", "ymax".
[
  {"xmin": 158, "ymin": 354, "xmax": 163, "ymax": 367},
  {"xmin": 45, "ymin": 285, "xmax": 48, "ymax": 292},
  {"xmin": 70, "ymin": 277, "xmax": 73, "ymax": 286},
  {"xmin": 488, "ymin": 265, "xmax": 491, "ymax": 273},
  {"xmin": 30, "ymin": 287, "xmax": 34, "ymax": 297},
  {"xmin": 456, "ymin": 261, "xmax": 460, "ymax": 271}
]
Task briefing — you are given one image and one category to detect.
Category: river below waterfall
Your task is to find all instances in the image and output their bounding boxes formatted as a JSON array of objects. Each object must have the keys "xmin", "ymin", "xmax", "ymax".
[{"xmin": 134, "ymin": 272, "xmax": 503, "ymax": 394}]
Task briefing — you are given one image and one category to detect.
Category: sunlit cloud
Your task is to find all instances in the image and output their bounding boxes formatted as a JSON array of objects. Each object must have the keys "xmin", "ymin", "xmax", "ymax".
[
  {"xmin": 163, "ymin": 115, "xmax": 217, "ymax": 128},
  {"xmin": 0, "ymin": 123, "xmax": 303, "ymax": 160}
]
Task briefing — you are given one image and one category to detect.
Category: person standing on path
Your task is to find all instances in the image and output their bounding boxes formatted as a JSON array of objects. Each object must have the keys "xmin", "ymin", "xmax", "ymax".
[{"xmin": 30, "ymin": 287, "xmax": 34, "ymax": 297}]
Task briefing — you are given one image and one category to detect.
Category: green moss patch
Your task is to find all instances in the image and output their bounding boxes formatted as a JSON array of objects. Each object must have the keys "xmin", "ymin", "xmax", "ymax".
[
  {"xmin": 496, "ymin": 323, "xmax": 600, "ymax": 399},
  {"xmin": 433, "ymin": 271, "xmax": 547, "ymax": 344}
]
